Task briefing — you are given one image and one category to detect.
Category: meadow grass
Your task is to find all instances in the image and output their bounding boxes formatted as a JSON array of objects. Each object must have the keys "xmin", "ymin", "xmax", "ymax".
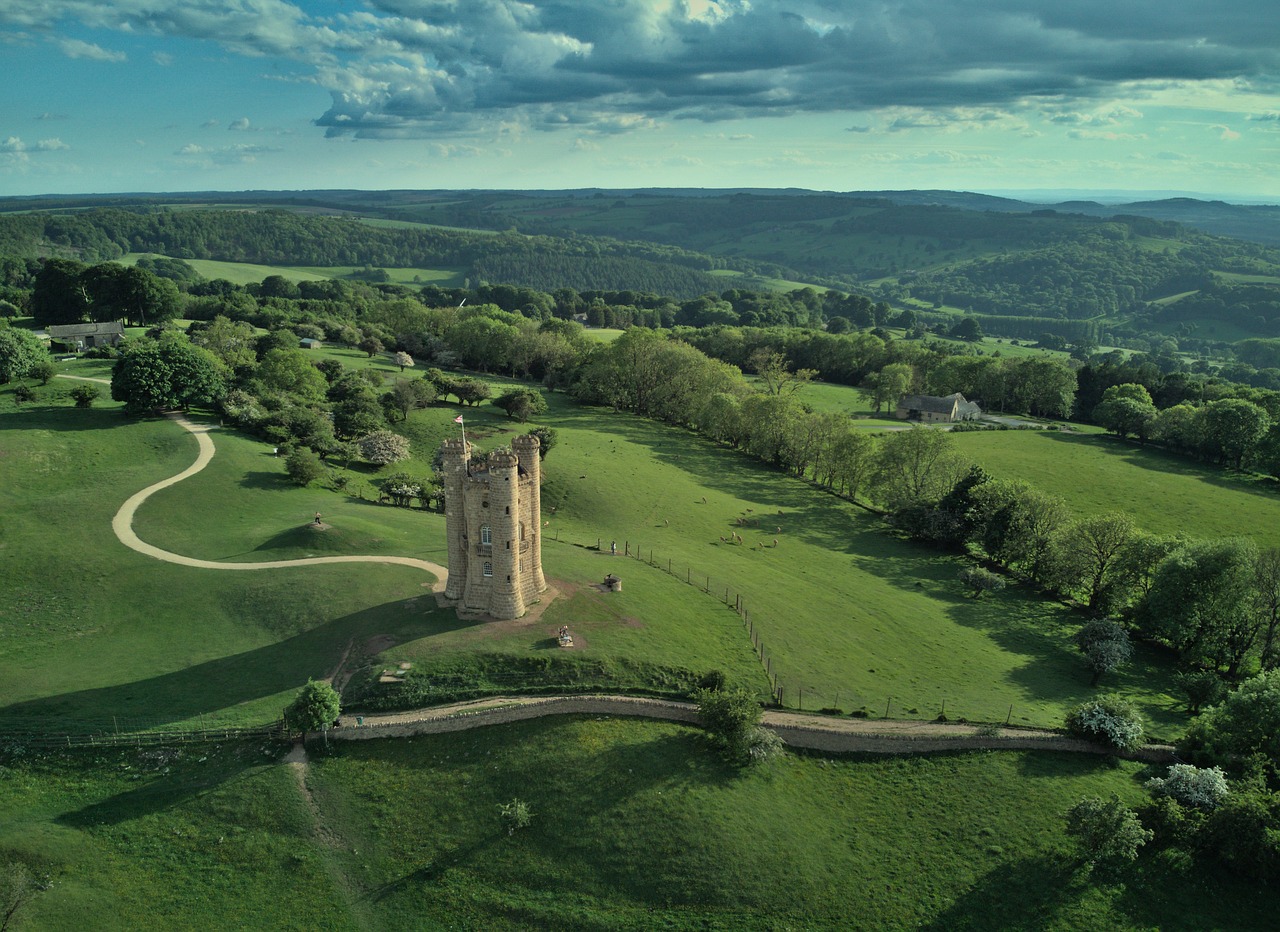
[
  {"xmin": 6, "ymin": 370, "xmax": 1188, "ymax": 737},
  {"xmin": 951, "ymin": 429, "xmax": 1280, "ymax": 550},
  {"xmin": 120, "ymin": 253, "xmax": 465, "ymax": 288},
  {"xmin": 7, "ymin": 719, "xmax": 1238, "ymax": 931},
  {"xmin": 0, "ymin": 391, "xmax": 440, "ymax": 730},
  {"xmin": 383, "ymin": 392, "xmax": 1185, "ymax": 735}
]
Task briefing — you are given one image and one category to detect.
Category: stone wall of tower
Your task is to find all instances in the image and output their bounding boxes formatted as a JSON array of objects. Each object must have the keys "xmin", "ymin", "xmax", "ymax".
[
  {"xmin": 440, "ymin": 438, "xmax": 470, "ymax": 601},
  {"xmin": 441, "ymin": 438, "xmax": 546, "ymax": 620}
]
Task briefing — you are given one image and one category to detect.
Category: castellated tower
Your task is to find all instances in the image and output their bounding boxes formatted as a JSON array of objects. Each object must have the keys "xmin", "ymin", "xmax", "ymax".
[{"xmin": 440, "ymin": 436, "xmax": 545, "ymax": 619}]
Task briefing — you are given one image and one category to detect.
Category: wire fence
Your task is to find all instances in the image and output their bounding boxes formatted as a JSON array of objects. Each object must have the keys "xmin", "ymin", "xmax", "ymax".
[
  {"xmin": 555, "ymin": 535, "xmax": 1039, "ymax": 728},
  {"xmin": 0, "ymin": 718, "xmax": 286, "ymax": 749}
]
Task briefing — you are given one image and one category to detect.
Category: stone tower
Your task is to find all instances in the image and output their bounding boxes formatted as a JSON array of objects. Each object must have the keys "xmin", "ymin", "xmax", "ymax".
[{"xmin": 440, "ymin": 435, "xmax": 546, "ymax": 618}]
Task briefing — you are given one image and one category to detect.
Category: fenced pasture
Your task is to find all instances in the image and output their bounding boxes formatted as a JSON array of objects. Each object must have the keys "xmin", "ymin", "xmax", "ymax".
[
  {"xmin": 952, "ymin": 429, "xmax": 1280, "ymax": 550},
  {"xmin": 378, "ymin": 392, "xmax": 1184, "ymax": 736}
]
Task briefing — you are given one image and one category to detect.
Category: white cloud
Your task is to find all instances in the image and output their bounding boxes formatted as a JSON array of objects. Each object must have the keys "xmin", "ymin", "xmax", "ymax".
[
  {"xmin": 57, "ymin": 38, "xmax": 126, "ymax": 62},
  {"xmin": 152, "ymin": 51, "xmax": 173, "ymax": 65},
  {"xmin": 228, "ymin": 117, "xmax": 252, "ymax": 131},
  {"xmin": 0, "ymin": 136, "xmax": 69, "ymax": 152}
]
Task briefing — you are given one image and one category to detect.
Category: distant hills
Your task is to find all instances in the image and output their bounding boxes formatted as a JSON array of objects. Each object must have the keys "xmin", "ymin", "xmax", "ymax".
[{"xmin": 2, "ymin": 188, "xmax": 1279, "ymax": 347}]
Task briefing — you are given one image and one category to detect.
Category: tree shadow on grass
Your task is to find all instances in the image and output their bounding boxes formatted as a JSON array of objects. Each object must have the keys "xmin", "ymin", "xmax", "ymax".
[
  {"xmin": 0, "ymin": 404, "xmax": 129, "ymax": 433},
  {"xmin": 1038, "ymin": 431, "xmax": 1280, "ymax": 503},
  {"xmin": 0, "ymin": 601, "xmax": 482, "ymax": 731},
  {"xmin": 919, "ymin": 853, "xmax": 1094, "ymax": 930},
  {"xmin": 847, "ymin": 540, "xmax": 1187, "ymax": 731},
  {"xmin": 55, "ymin": 748, "xmax": 271, "ymax": 829},
  {"xmin": 238, "ymin": 470, "xmax": 288, "ymax": 491},
  {"xmin": 341, "ymin": 722, "xmax": 737, "ymax": 910}
]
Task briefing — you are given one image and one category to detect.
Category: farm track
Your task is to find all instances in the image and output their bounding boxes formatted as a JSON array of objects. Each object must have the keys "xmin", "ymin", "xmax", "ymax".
[
  {"xmin": 332, "ymin": 694, "xmax": 1177, "ymax": 762},
  {"xmin": 53, "ymin": 374, "xmax": 449, "ymax": 587},
  {"xmin": 64, "ymin": 375, "xmax": 1173, "ymax": 762}
]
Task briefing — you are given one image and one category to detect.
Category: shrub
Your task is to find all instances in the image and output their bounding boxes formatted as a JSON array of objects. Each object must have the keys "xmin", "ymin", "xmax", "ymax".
[
  {"xmin": 746, "ymin": 726, "xmax": 784, "ymax": 764},
  {"xmin": 379, "ymin": 472, "xmax": 423, "ymax": 507},
  {"xmin": 499, "ymin": 798, "xmax": 534, "ymax": 835},
  {"xmin": 694, "ymin": 686, "xmax": 776, "ymax": 765},
  {"xmin": 696, "ymin": 670, "xmax": 727, "ymax": 693},
  {"xmin": 283, "ymin": 680, "xmax": 341, "ymax": 736},
  {"xmin": 958, "ymin": 565, "xmax": 1005, "ymax": 599},
  {"xmin": 28, "ymin": 359, "xmax": 55, "ymax": 385},
  {"xmin": 69, "ymin": 383, "xmax": 100, "ymax": 408},
  {"xmin": 1146, "ymin": 764, "xmax": 1230, "ymax": 810},
  {"xmin": 1065, "ymin": 794, "xmax": 1152, "ymax": 866},
  {"xmin": 1065, "ymin": 695, "xmax": 1146, "ymax": 751},
  {"xmin": 285, "ymin": 447, "xmax": 325, "ymax": 486},
  {"xmin": 13, "ymin": 384, "xmax": 35, "ymax": 404}
]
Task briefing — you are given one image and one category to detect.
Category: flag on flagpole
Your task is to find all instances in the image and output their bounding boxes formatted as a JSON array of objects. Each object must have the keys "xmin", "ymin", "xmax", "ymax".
[{"xmin": 454, "ymin": 414, "xmax": 464, "ymax": 423}]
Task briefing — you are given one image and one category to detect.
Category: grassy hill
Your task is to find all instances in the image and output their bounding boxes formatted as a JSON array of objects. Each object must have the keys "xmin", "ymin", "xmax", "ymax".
[{"xmin": 5, "ymin": 361, "xmax": 1279, "ymax": 926}]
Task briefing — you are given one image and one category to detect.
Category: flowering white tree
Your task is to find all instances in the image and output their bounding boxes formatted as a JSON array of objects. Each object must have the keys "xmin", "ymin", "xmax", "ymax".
[
  {"xmin": 1065, "ymin": 696, "xmax": 1146, "ymax": 751},
  {"xmin": 358, "ymin": 429, "xmax": 411, "ymax": 466},
  {"xmin": 1147, "ymin": 764, "xmax": 1230, "ymax": 809}
]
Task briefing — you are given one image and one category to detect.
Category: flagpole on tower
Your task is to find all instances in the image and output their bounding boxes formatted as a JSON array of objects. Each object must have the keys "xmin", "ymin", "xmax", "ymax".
[{"xmin": 455, "ymin": 413, "xmax": 466, "ymax": 449}]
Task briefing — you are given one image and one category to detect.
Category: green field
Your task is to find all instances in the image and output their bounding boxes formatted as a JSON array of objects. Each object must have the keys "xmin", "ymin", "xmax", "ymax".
[
  {"xmin": 4, "ymin": 717, "xmax": 1271, "ymax": 931},
  {"xmin": 119, "ymin": 253, "xmax": 465, "ymax": 288},
  {"xmin": 2, "ymin": 354, "xmax": 1272, "ymax": 927},
  {"xmin": 951, "ymin": 430, "xmax": 1280, "ymax": 550},
  {"xmin": 2, "ymin": 370, "xmax": 1188, "ymax": 736}
]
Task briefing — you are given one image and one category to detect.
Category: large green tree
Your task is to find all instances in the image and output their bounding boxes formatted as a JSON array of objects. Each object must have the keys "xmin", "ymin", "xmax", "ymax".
[
  {"xmin": 1139, "ymin": 537, "xmax": 1261, "ymax": 674},
  {"xmin": 0, "ymin": 325, "xmax": 52, "ymax": 384},
  {"xmin": 29, "ymin": 258, "xmax": 89, "ymax": 325},
  {"xmin": 110, "ymin": 336, "xmax": 228, "ymax": 416},
  {"xmin": 870, "ymin": 427, "xmax": 968, "ymax": 513},
  {"xmin": 1199, "ymin": 398, "xmax": 1271, "ymax": 468},
  {"xmin": 1046, "ymin": 513, "xmax": 1138, "ymax": 613},
  {"xmin": 284, "ymin": 680, "xmax": 341, "ymax": 742}
]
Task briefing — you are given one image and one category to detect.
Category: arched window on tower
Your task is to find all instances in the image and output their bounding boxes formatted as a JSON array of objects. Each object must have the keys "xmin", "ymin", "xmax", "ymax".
[
  {"xmin": 483, "ymin": 561, "xmax": 493, "ymax": 577},
  {"xmin": 480, "ymin": 525, "xmax": 492, "ymax": 545}
]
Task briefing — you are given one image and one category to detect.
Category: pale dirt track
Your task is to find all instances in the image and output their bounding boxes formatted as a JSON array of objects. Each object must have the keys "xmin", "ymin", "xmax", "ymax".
[
  {"xmin": 101, "ymin": 404, "xmax": 447, "ymax": 588},
  {"xmin": 332, "ymin": 694, "xmax": 1177, "ymax": 761}
]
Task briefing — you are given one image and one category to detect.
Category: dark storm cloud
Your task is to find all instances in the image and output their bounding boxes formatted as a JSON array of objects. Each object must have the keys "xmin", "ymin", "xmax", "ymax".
[
  {"xmin": 314, "ymin": 0, "xmax": 1279, "ymax": 136},
  {"xmin": 7, "ymin": 1, "xmax": 1277, "ymax": 138}
]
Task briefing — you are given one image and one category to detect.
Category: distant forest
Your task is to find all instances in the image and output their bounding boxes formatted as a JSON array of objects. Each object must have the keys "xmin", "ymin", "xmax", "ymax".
[
  {"xmin": 0, "ymin": 208, "xmax": 757, "ymax": 300},
  {"xmin": 3, "ymin": 192, "xmax": 1280, "ymax": 349}
]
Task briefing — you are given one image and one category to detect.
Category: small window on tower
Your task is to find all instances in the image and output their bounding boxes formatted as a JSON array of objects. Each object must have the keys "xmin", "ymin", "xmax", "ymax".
[
  {"xmin": 481, "ymin": 525, "xmax": 492, "ymax": 545},
  {"xmin": 483, "ymin": 562, "xmax": 493, "ymax": 577}
]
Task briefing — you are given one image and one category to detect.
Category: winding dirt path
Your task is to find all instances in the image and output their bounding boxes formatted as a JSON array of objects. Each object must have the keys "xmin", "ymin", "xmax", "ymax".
[{"xmin": 68, "ymin": 382, "xmax": 448, "ymax": 588}]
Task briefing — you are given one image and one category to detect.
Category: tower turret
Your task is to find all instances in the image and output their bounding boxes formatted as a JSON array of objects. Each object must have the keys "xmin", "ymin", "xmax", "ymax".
[
  {"xmin": 513, "ymin": 433, "xmax": 546, "ymax": 593},
  {"xmin": 440, "ymin": 437, "xmax": 470, "ymax": 600}
]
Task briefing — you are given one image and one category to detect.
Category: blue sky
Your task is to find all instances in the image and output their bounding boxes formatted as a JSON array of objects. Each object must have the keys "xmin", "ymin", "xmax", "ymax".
[{"xmin": 2, "ymin": 0, "xmax": 1278, "ymax": 200}]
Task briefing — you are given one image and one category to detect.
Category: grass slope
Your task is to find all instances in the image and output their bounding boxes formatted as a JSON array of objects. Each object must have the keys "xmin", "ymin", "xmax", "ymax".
[
  {"xmin": 952, "ymin": 430, "xmax": 1280, "ymax": 550},
  {"xmin": 4, "ymin": 720, "xmax": 1271, "ymax": 930}
]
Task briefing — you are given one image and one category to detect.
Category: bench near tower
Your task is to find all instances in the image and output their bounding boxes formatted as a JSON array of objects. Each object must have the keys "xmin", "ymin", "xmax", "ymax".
[{"xmin": 440, "ymin": 434, "xmax": 546, "ymax": 619}]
